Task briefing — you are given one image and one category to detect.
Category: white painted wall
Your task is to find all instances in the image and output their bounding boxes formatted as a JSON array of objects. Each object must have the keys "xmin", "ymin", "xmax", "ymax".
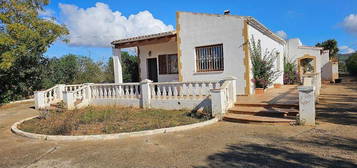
[
  {"xmin": 247, "ymin": 24, "xmax": 285, "ymax": 93},
  {"xmin": 178, "ymin": 12, "xmax": 246, "ymax": 95},
  {"xmin": 138, "ymin": 38, "xmax": 179, "ymax": 82},
  {"xmin": 321, "ymin": 50, "xmax": 332, "ymax": 81},
  {"xmin": 287, "ymin": 38, "xmax": 322, "ymax": 73}
]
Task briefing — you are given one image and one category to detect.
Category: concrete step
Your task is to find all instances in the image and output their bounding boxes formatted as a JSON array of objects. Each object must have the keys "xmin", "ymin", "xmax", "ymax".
[
  {"xmin": 229, "ymin": 106, "xmax": 299, "ymax": 116},
  {"xmin": 234, "ymin": 102, "xmax": 299, "ymax": 109},
  {"xmin": 223, "ymin": 113, "xmax": 296, "ymax": 124},
  {"xmin": 228, "ymin": 106, "xmax": 298, "ymax": 117}
]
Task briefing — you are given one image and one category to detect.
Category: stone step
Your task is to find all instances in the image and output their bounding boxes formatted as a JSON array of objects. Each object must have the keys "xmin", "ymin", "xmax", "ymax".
[
  {"xmin": 234, "ymin": 102, "xmax": 299, "ymax": 109},
  {"xmin": 228, "ymin": 106, "xmax": 298, "ymax": 117},
  {"xmin": 223, "ymin": 113, "xmax": 296, "ymax": 124}
]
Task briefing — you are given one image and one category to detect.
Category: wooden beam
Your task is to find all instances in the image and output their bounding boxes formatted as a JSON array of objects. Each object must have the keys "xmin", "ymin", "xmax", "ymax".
[{"xmin": 115, "ymin": 35, "xmax": 176, "ymax": 49}]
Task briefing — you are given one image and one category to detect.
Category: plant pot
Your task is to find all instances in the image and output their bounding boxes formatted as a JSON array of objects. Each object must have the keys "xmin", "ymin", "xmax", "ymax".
[
  {"xmin": 255, "ymin": 88, "xmax": 265, "ymax": 95},
  {"xmin": 273, "ymin": 83, "xmax": 282, "ymax": 88}
]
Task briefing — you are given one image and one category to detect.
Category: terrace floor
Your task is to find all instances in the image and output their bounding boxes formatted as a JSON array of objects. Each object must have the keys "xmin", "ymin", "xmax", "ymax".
[{"xmin": 237, "ymin": 85, "xmax": 299, "ymax": 105}]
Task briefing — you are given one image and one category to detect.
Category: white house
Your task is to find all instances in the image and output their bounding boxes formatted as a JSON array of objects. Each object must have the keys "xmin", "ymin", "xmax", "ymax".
[
  {"xmin": 35, "ymin": 11, "xmax": 328, "ymax": 123},
  {"xmin": 112, "ymin": 11, "xmax": 287, "ymax": 96}
]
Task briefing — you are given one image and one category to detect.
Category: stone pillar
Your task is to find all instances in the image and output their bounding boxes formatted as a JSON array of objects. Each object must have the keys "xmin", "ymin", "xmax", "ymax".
[
  {"xmin": 210, "ymin": 89, "xmax": 225, "ymax": 118},
  {"xmin": 34, "ymin": 91, "xmax": 46, "ymax": 109},
  {"xmin": 56, "ymin": 84, "xmax": 66, "ymax": 100},
  {"xmin": 298, "ymin": 86, "xmax": 315, "ymax": 125},
  {"xmin": 112, "ymin": 48, "xmax": 123, "ymax": 83},
  {"xmin": 140, "ymin": 79, "xmax": 152, "ymax": 108},
  {"xmin": 224, "ymin": 76, "xmax": 237, "ymax": 103},
  {"xmin": 63, "ymin": 91, "xmax": 75, "ymax": 110}
]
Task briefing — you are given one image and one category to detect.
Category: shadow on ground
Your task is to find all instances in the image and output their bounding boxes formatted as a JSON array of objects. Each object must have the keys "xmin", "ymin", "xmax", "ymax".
[
  {"xmin": 315, "ymin": 76, "xmax": 357, "ymax": 126},
  {"xmin": 194, "ymin": 143, "xmax": 357, "ymax": 168}
]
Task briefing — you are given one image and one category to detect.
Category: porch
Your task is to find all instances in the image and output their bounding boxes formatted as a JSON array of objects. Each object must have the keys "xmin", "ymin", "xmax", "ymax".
[
  {"xmin": 237, "ymin": 85, "xmax": 299, "ymax": 106},
  {"xmin": 111, "ymin": 31, "xmax": 179, "ymax": 83}
]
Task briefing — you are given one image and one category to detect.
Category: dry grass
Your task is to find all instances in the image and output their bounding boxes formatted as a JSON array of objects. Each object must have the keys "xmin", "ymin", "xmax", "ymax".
[{"xmin": 19, "ymin": 106, "xmax": 210, "ymax": 135}]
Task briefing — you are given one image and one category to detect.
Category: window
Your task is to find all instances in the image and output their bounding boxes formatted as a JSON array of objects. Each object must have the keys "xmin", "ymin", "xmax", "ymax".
[
  {"xmin": 196, "ymin": 44, "xmax": 224, "ymax": 72},
  {"xmin": 158, "ymin": 54, "xmax": 178, "ymax": 74}
]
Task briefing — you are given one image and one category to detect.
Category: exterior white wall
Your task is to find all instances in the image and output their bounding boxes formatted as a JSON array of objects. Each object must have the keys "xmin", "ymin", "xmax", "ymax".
[
  {"xmin": 321, "ymin": 50, "xmax": 332, "ymax": 81},
  {"xmin": 247, "ymin": 25, "xmax": 285, "ymax": 93},
  {"xmin": 322, "ymin": 62, "xmax": 333, "ymax": 81},
  {"xmin": 287, "ymin": 38, "xmax": 322, "ymax": 73},
  {"xmin": 138, "ymin": 38, "xmax": 179, "ymax": 82},
  {"xmin": 178, "ymin": 12, "xmax": 246, "ymax": 95}
]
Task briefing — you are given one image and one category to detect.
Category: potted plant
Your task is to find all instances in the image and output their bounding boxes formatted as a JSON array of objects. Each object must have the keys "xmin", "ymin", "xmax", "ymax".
[
  {"xmin": 250, "ymin": 36, "xmax": 281, "ymax": 94},
  {"xmin": 274, "ymin": 83, "xmax": 282, "ymax": 88}
]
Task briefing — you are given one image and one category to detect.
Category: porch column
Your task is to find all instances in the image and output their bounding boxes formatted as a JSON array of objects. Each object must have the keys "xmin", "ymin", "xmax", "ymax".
[{"xmin": 112, "ymin": 48, "xmax": 123, "ymax": 83}]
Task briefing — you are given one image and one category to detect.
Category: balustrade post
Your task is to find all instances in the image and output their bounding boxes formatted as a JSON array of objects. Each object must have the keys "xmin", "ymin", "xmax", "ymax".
[
  {"xmin": 56, "ymin": 84, "xmax": 66, "ymax": 101},
  {"xmin": 84, "ymin": 83, "xmax": 93, "ymax": 101},
  {"xmin": 63, "ymin": 91, "xmax": 75, "ymax": 110},
  {"xmin": 140, "ymin": 79, "xmax": 152, "ymax": 108},
  {"xmin": 224, "ymin": 76, "xmax": 237, "ymax": 103},
  {"xmin": 298, "ymin": 86, "xmax": 315, "ymax": 125},
  {"xmin": 210, "ymin": 88, "xmax": 225, "ymax": 118},
  {"xmin": 34, "ymin": 91, "xmax": 46, "ymax": 109}
]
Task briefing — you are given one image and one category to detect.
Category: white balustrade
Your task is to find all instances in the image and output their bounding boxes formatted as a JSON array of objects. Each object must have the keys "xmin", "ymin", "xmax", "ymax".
[
  {"xmin": 90, "ymin": 83, "xmax": 141, "ymax": 99},
  {"xmin": 150, "ymin": 81, "xmax": 221, "ymax": 100},
  {"xmin": 34, "ymin": 77, "xmax": 237, "ymax": 118}
]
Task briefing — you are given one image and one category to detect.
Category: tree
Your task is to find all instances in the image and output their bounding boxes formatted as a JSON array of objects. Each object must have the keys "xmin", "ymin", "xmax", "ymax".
[
  {"xmin": 315, "ymin": 39, "xmax": 339, "ymax": 59},
  {"xmin": 250, "ymin": 36, "xmax": 281, "ymax": 89},
  {"xmin": 103, "ymin": 52, "xmax": 139, "ymax": 83},
  {"xmin": 346, "ymin": 53, "xmax": 357, "ymax": 76},
  {"xmin": 104, "ymin": 57, "xmax": 114, "ymax": 83},
  {"xmin": 121, "ymin": 52, "xmax": 139, "ymax": 82},
  {"xmin": 0, "ymin": 0, "xmax": 68, "ymax": 104},
  {"xmin": 42, "ymin": 54, "xmax": 106, "ymax": 88}
]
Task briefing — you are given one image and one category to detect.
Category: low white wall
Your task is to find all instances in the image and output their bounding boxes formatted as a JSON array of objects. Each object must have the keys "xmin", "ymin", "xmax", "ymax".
[
  {"xmin": 150, "ymin": 98, "xmax": 211, "ymax": 111},
  {"xmin": 90, "ymin": 98, "xmax": 141, "ymax": 107},
  {"xmin": 89, "ymin": 98, "xmax": 212, "ymax": 113}
]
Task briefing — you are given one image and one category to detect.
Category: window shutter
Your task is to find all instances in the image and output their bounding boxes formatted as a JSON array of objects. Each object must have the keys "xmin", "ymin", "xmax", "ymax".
[{"xmin": 158, "ymin": 55, "xmax": 167, "ymax": 74}]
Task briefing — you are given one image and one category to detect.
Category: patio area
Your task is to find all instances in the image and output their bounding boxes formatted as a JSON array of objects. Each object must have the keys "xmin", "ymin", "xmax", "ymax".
[{"xmin": 237, "ymin": 85, "xmax": 299, "ymax": 106}]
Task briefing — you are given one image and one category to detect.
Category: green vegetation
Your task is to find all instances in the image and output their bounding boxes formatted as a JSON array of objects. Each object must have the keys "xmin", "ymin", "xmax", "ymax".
[
  {"xmin": 249, "ymin": 36, "xmax": 281, "ymax": 89},
  {"xmin": 315, "ymin": 39, "xmax": 339, "ymax": 59},
  {"xmin": 283, "ymin": 58, "xmax": 299, "ymax": 84},
  {"xmin": 0, "ymin": 0, "xmax": 68, "ymax": 103},
  {"xmin": 19, "ymin": 106, "xmax": 209, "ymax": 135},
  {"xmin": 0, "ymin": 52, "xmax": 139, "ymax": 104},
  {"xmin": 346, "ymin": 53, "xmax": 357, "ymax": 76},
  {"xmin": 0, "ymin": 0, "xmax": 140, "ymax": 104}
]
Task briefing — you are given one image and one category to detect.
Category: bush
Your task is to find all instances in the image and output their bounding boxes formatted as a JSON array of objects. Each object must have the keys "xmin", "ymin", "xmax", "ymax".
[
  {"xmin": 346, "ymin": 53, "xmax": 357, "ymax": 76},
  {"xmin": 250, "ymin": 36, "xmax": 281, "ymax": 89},
  {"xmin": 283, "ymin": 58, "xmax": 299, "ymax": 84}
]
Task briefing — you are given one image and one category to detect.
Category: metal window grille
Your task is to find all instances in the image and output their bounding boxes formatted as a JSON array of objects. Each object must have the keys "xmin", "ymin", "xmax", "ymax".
[{"xmin": 196, "ymin": 44, "xmax": 224, "ymax": 72}]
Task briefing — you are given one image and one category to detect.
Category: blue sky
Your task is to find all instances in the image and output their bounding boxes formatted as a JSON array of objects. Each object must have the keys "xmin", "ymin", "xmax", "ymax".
[{"xmin": 44, "ymin": 0, "xmax": 357, "ymax": 62}]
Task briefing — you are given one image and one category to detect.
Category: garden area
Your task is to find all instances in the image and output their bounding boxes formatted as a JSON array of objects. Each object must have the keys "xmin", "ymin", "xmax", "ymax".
[{"xmin": 18, "ymin": 106, "xmax": 210, "ymax": 135}]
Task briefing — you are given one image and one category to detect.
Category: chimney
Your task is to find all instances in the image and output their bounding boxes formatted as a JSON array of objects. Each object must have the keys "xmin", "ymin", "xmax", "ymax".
[{"xmin": 224, "ymin": 10, "xmax": 230, "ymax": 15}]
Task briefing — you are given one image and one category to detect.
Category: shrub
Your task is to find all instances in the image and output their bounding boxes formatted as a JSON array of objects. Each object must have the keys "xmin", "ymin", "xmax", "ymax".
[
  {"xmin": 250, "ymin": 36, "xmax": 281, "ymax": 89},
  {"xmin": 346, "ymin": 53, "xmax": 357, "ymax": 76},
  {"xmin": 283, "ymin": 58, "xmax": 299, "ymax": 84}
]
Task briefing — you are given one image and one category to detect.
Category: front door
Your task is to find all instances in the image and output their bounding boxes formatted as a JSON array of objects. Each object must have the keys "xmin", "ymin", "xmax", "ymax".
[{"xmin": 147, "ymin": 58, "xmax": 158, "ymax": 82}]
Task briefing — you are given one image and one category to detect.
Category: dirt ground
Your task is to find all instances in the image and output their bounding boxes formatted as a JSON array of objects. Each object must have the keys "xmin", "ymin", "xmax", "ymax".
[{"xmin": 0, "ymin": 77, "xmax": 356, "ymax": 168}]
